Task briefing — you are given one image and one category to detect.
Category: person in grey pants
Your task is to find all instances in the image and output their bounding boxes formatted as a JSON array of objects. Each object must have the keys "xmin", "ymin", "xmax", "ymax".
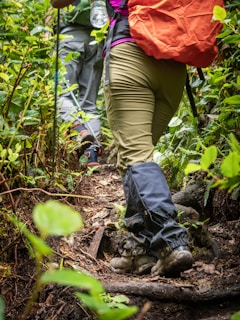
[{"xmin": 51, "ymin": 0, "xmax": 104, "ymax": 166}]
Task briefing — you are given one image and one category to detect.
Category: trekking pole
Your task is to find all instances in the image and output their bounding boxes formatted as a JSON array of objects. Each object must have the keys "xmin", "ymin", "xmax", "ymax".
[{"xmin": 52, "ymin": 8, "xmax": 61, "ymax": 176}]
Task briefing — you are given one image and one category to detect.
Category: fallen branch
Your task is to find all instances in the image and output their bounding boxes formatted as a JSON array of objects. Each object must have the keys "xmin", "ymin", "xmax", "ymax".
[
  {"xmin": 172, "ymin": 183, "xmax": 206, "ymax": 210},
  {"xmin": 104, "ymin": 281, "xmax": 240, "ymax": 303}
]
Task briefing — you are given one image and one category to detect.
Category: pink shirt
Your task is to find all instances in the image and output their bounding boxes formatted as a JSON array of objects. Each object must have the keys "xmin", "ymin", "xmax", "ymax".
[
  {"xmin": 108, "ymin": 0, "xmax": 134, "ymax": 47},
  {"xmin": 109, "ymin": 0, "xmax": 129, "ymax": 20}
]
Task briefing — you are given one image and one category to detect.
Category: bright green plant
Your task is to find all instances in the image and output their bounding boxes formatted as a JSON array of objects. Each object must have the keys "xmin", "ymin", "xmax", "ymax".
[
  {"xmin": 177, "ymin": 209, "xmax": 209, "ymax": 230},
  {"xmin": 0, "ymin": 0, "xmax": 57, "ymax": 182},
  {"xmin": 154, "ymin": 2, "xmax": 239, "ymax": 192},
  {"xmin": 185, "ymin": 133, "xmax": 240, "ymax": 193},
  {"xmin": 2, "ymin": 200, "xmax": 137, "ymax": 320}
]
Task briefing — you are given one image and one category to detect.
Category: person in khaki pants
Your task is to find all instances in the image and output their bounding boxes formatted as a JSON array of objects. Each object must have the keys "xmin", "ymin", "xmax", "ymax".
[
  {"xmin": 51, "ymin": 0, "xmax": 103, "ymax": 166},
  {"xmin": 103, "ymin": 0, "xmax": 193, "ymax": 276}
]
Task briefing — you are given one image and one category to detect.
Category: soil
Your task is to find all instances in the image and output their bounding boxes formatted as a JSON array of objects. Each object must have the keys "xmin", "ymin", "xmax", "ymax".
[{"xmin": 0, "ymin": 154, "xmax": 240, "ymax": 320}]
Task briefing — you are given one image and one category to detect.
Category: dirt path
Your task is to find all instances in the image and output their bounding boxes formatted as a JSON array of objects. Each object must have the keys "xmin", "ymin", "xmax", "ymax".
[{"xmin": 1, "ymin": 163, "xmax": 240, "ymax": 319}]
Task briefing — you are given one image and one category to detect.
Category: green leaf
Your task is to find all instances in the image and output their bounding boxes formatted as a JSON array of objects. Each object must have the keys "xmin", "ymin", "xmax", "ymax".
[
  {"xmin": 15, "ymin": 143, "xmax": 21, "ymax": 153},
  {"xmin": 168, "ymin": 116, "xmax": 182, "ymax": 127},
  {"xmin": 98, "ymin": 307, "xmax": 138, "ymax": 320},
  {"xmin": 231, "ymin": 311, "xmax": 240, "ymax": 320},
  {"xmin": 237, "ymin": 75, "xmax": 240, "ymax": 86},
  {"xmin": 224, "ymin": 95, "xmax": 240, "ymax": 105},
  {"xmin": 223, "ymin": 34, "xmax": 240, "ymax": 44},
  {"xmin": 0, "ymin": 72, "xmax": 9, "ymax": 82},
  {"xmin": 76, "ymin": 292, "xmax": 107, "ymax": 312},
  {"xmin": 23, "ymin": 110, "xmax": 41, "ymax": 126},
  {"xmin": 109, "ymin": 294, "xmax": 130, "ymax": 304},
  {"xmin": 40, "ymin": 269, "xmax": 104, "ymax": 294},
  {"xmin": 0, "ymin": 92, "xmax": 6, "ymax": 105},
  {"xmin": 65, "ymin": 51, "xmax": 80, "ymax": 63},
  {"xmin": 24, "ymin": 230, "xmax": 53, "ymax": 256},
  {"xmin": 30, "ymin": 26, "xmax": 46, "ymax": 35},
  {"xmin": 75, "ymin": 292, "xmax": 138, "ymax": 320},
  {"xmin": 8, "ymin": 149, "xmax": 18, "ymax": 162},
  {"xmin": 216, "ymin": 29, "xmax": 232, "ymax": 39},
  {"xmin": 79, "ymin": 154, "xmax": 89, "ymax": 165},
  {"xmin": 221, "ymin": 176, "xmax": 240, "ymax": 192},
  {"xmin": 33, "ymin": 200, "xmax": 83, "ymax": 237},
  {"xmin": 200, "ymin": 146, "xmax": 217, "ymax": 170},
  {"xmin": 16, "ymin": 220, "xmax": 53, "ymax": 256},
  {"xmin": 213, "ymin": 5, "xmax": 226, "ymax": 21},
  {"xmin": 0, "ymin": 149, "xmax": 7, "ymax": 159},
  {"xmin": 221, "ymin": 152, "xmax": 240, "ymax": 178},
  {"xmin": 0, "ymin": 296, "xmax": 5, "ymax": 320},
  {"xmin": 227, "ymin": 133, "xmax": 240, "ymax": 153},
  {"xmin": 184, "ymin": 163, "xmax": 201, "ymax": 175}
]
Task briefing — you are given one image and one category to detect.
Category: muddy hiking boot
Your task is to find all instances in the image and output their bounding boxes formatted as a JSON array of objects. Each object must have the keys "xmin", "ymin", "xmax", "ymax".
[
  {"xmin": 110, "ymin": 236, "xmax": 193, "ymax": 276},
  {"xmin": 110, "ymin": 235, "xmax": 156, "ymax": 275},
  {"xmin": 151, "ymin": 246, "xmax": 193, "ymax": 276},
  {"xmin": 119, "ymin": 162, "xmax": 194, "ymax": 276}
]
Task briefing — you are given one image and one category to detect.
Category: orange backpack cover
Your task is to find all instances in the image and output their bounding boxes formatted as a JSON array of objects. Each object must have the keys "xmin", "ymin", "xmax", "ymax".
[{"xmin": 128, "ymin": 0, "xmax": 224, "ymax": 68}]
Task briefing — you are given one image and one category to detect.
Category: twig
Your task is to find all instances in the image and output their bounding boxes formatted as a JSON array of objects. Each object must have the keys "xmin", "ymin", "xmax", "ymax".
[
  {"xmin": 0, "ymin": 172, "xmax": 16, "ymax": 211},
  {"xmin": 78, "ymin": 247, "xmax": 99, "ymax": 265},
  {"xmin": 0, "ymin": 187, "xmax": 94, "ymax": 199},
  {"xmin": 135, "ymin": 301, "xmax": 152, "ymax": 320}
]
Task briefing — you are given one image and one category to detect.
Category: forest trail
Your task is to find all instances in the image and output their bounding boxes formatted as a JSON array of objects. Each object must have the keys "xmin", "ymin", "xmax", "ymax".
[{"xmin": 1, "ymin": 162, "xmax": 240, "ymax": 319}]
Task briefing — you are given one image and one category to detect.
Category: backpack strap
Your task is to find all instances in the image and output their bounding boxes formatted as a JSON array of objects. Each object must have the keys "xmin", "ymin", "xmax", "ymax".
[{"xmin": 104, "ymin": 0, "xmax": 127, "ymax": 85}]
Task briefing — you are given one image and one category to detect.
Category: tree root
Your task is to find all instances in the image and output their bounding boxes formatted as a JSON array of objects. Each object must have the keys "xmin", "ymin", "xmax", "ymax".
[{"xmin": 104, "ymin": 281, "xmax": 240, "ymax": 303}]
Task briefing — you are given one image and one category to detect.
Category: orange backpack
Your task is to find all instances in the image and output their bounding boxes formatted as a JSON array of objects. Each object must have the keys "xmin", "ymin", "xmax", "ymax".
[{"xmin": 128, "ymin": 0, "xmax": 224, "ymax": 68}]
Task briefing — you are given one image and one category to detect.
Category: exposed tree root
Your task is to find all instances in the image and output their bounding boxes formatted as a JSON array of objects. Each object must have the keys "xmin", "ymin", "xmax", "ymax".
[{"xmin": 104, "ymin": 281, "xmax": 240, "ymax": 303}]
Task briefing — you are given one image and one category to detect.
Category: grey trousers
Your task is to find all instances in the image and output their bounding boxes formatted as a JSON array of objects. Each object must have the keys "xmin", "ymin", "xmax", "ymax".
[
  {"xmin": 58, "ymin": 25, "xmax": 103, "ymax": 137},
  {"xmin": 103, "ymin": 42, "xmax": 186, "ymax": 175}
]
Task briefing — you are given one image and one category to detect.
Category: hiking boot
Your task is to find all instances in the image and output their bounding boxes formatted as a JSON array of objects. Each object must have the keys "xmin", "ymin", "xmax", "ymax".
[
  {"xmin": 109, "ymin": 235, "xmax": 156, "ymax": 275},
  {"xmin": 84, "ymin": 144, "xmax": 101, "ymax": 167},
  {"xmin": 110, "ymin": 254, "xmax": 156, "ymax": 275},
  {"xmin": 66, "ymin": 121, "xmax": 94, "ymax": 152},
  {"xmin": 151, "ymin": 246, "xmax": 193, "ymax": 276}
]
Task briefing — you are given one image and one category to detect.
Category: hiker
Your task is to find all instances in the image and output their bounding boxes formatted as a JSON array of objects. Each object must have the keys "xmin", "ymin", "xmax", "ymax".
[
  {"xmin": 50, "ymin": 0, "xmax": 104, "ymax": 166},
  {"xmin": 103, "ymin": 0, "xmax": 194, "ymax": 276}
]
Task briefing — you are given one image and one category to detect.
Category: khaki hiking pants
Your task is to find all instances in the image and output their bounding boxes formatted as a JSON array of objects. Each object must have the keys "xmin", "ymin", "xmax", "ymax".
[{"xmin": 103, "ymin": 42, "xmax": 186, "ymax": 175}]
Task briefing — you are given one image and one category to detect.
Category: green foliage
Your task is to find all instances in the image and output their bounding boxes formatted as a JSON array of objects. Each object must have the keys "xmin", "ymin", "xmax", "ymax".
[
  {"xmin": 184, "ymin": 133, "xmax": 240, "ymax": 193},
  {"xmin": 33, "ymin": 200, "xmax": 83, "ymax": 238},
  {"xmin": 91, "ymin": 20, "xmax": 109, "ymax": 44},
  {"xmin": 0, "ymin": 0, "xmax": 56, "ymax": 183},
  {"xmin": 0, "ymin": 0, "xmax": 112, "ymax": 188},
  {"xmin": 75, "ymin": 290, "xmax": 137, "ymax": 320},
  {"xmin": 231, "ymin": 311, "xmax": 240, "ymax": 320},
  {"xmin": 0, "ymin": 0, "xmax": 239, "ymax": 196},
  {"xmin": 213, "ymin": 4, "xmax": 227, "ymax": 21},
  {"xmin": 1, "ymin": 200, "xmax": 138, "ymax": 320},
  {"xmin": 155, "ymin": 2, "xmax": 240, "ymax": 195},
  {"xmin": 0, "ymin": 297, "xmax": 4, "ymax": 320},
  {"xmin": 41, "ymin": 269, "xmax": 137, "ymax": 320},
  {"xmin": 41, "ymin": 269, "xmax": 104, "ymax": 294}
]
